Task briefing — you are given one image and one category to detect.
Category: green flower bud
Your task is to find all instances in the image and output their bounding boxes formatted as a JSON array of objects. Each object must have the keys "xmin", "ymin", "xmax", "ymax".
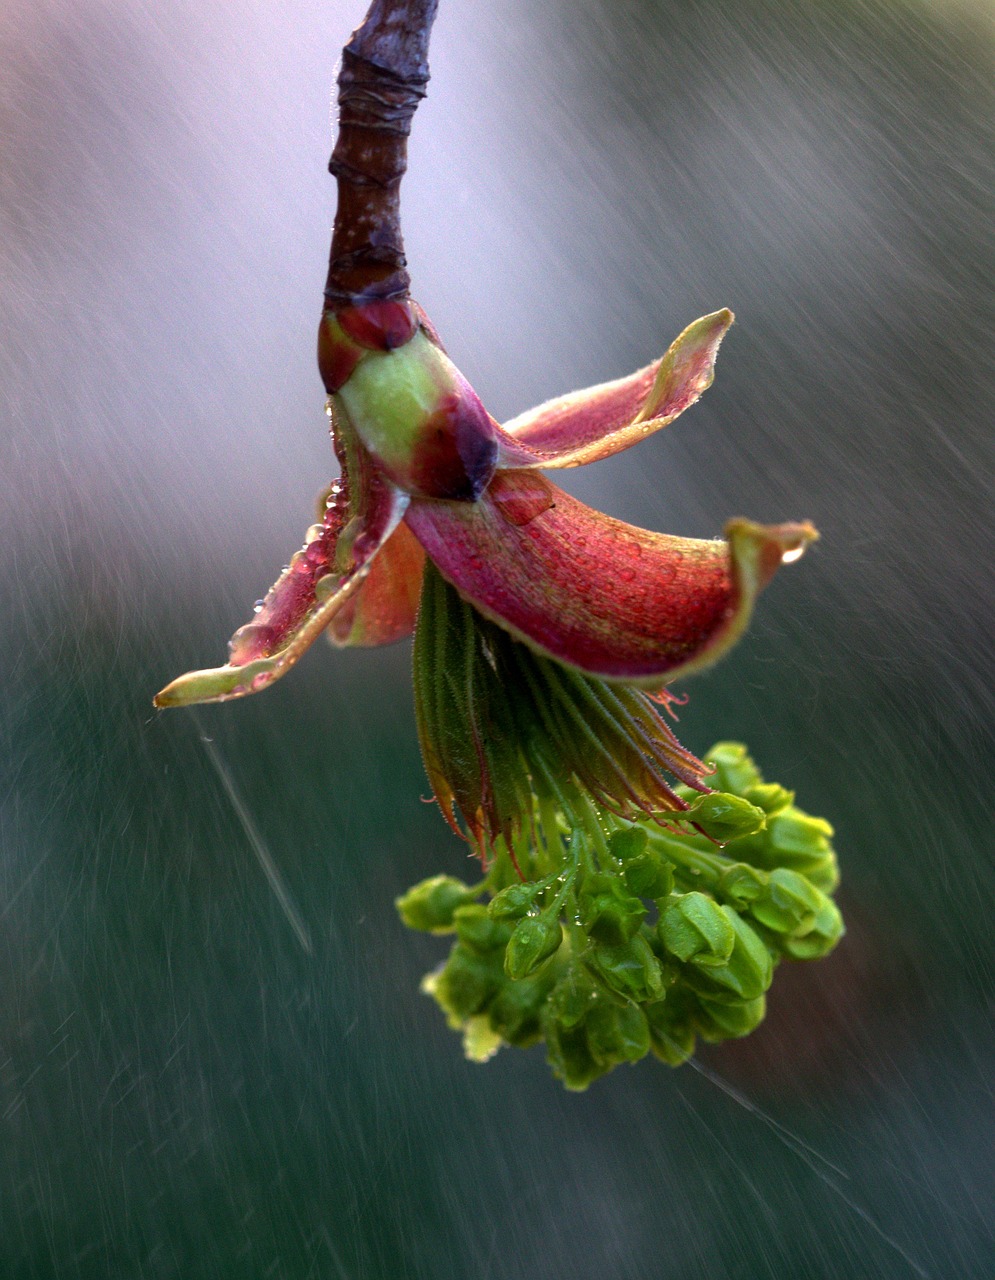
[
  {"xmin": 695, "ymin": 994, "xmax": 767, "ymax": 1041},
  {"xmin": 396, "ymin": 875, "xmax": 479, "ymax": 933},
  {"xmin": 644, "ymin": 990, "xmax": 696, "ymax": 1066},
  {"xmin": 585, "ymin": 1000, "xmax": 651, "ymax": 1067},
  {"xmin": 578, "ymin": 873, "xmax": 647, "ymax": 945},
  {"xmin": 725, "ymin": 806, "xmax": 838, "ymax": 890},
  {"xmin": 487, "ymin": 966, "xmax": 558, "ymax": 1047},
  {"xmin": 488, "ymin": 881, "xmax": 541, "ymax": 921},
  {"xmin": 704, "ymin": 742, "xmax": 762, "ymax": 795},
  {"xmin": 778, "ymin": 896, "xmax": 844, "ymax": 960},
  {"xmin": 585, "ymin": 934, "xmax": 665, "ymax": 1003},
  {"xmin": 453, "ymin": 904, "xmax": 513, "ymax": 954},
  {"xmin": 659, "ymin": 892, "xmax": 736, "ymax": 967},
  {"xmin": 742, "ymin": 782, "xmax": 794, "ymax": 815},
  {"xmin": 717, "ymin": 862, "xmax": 768, "ymax": 906},
  {"xmin": 544, "ymin": 1019, "xmax": 605, "ymax": 1092},
  {"xmin": 505, "ymin": 915, "xmax": 563, "ymax": 980},
  {"xmin": 426, "ymin": 945, "xmax": 503, "ymax": 1026},
  {"xmin": 750, "ymin": 867, "xmax": 824, "ymax": 936},
  {"xmin": 623, "ymin": 850, "xmax": 674, "ymax": 900},
  {"xmin": 547, "ymin": 964, "xmax": 599, "ymax": 1029},
  {"xmin": 607, "ymin": 827, "xmax": 649, "ymax": 863},
  {"xmin": 687, "ymin": 792, "xmax": 766, "ymax": 843},
  {"xmin": 682, "ymin": 910, "xmax": 773, "ymax": 1003}
]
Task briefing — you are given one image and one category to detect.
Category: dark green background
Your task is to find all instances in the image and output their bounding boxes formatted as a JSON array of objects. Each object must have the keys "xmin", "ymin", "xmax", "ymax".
[{"xmin": 1, "ymin": 0, "xmax": 992, "ymax": 1276}]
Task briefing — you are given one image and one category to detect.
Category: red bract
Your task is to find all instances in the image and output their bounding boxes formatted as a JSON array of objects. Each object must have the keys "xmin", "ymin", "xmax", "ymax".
[{"xmin": 154, "ymin": 302, "xmax": 816, "ymax": 709}]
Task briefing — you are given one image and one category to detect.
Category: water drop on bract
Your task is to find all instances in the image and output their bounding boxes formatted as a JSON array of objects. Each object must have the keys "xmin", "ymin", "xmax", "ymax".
[
  {"xmin": 314, "ymin": 574, "xmax": 340, "ymax": 603},
  {"xmin": 781, "ymin": 544, "xmax": 805, "ymax": 564},
  {"xmin": 253, "ymin": 599, "xmax": 265, "ymax": 613}
]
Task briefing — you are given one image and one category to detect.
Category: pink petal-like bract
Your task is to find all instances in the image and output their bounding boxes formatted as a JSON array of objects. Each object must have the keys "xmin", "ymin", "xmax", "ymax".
[
  {"xmin": 494, "ymin": 310, "xmax": 732, "ymax": 470},
  {"xmin": 153, "ymin": 462, "xmax": 407, "ymax": 707},
  {"xmin": 405, "ymin": 469, "xmax": 816, "ymax": 687},
  {"xmin": 327, "ymin": 520, "xmax": 425, "ymax": 647}
]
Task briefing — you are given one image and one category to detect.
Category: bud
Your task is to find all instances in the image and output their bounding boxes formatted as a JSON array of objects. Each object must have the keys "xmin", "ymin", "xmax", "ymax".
[
  {"xmin": 687, "ymin": 792, "xmax": 766, "ymax": 842},
  {"xmin": 453, "ymin": 904, "xmax": 513, "ymax": 955},
  {"xmin": 778, "ymin": 895, "xmax": 844, "ymax": 960},
  {"xmin": 585, "ymin": 934, "xmax": 664, "ymax": 1003},
  {"xmin": 681, "ymin": 909, "xmax": 773, "ymax": 1003},
  {"xmin": 505, "ymin": 915, "xmax": 563, "ymax": 980},
  {"xmin": 426, "ymin": 945, "xmax": 502, "ymax": 1026},
  {"xmin": 547, "ymin": 964, "xmax": 599, "ymax": 1029},
  {"xmin": 742, "ymin": 782, "xmax": 794, "ymax": 815},
  {"xmin": 488, "ymin": 881, "xmax": 541, "ymax": 921},
  {"xmin": 750, "ymin": 867, "xmax": 824, "ymax": 936},
  {"xmin": 544, "ymin": 1019, "xmax": 603, "ymax": 1092},
  {"xmin": 585, "ymin": 999, "xmax": 651, "ymax": 1067},
  {"xmin": 704, "ymin": 742, "xmax": 762, "ymax": 795},
  {"xmin": 622, "ymin": 850, "xmax": 674, "ymax": 900},
  {"xmin": 724, "ymin": 805, "xmax": 838, "ymax": 891},
  {"xmin": 659, "ymin": 892, "xmax": 736, "ymax": 967},
  {"xmin": 578, "ymin": 873, "xmax": 647, "ymax": 945},
  {"xmin": 395, "ymin": 875, "xmax": 479, "ymax": 933},
  {"xmin": 607, "ymin": 827, "xmax": 648, "ymax": 863},
  {"xmin": 716, "ymin": 861, "xmax": 768, "ymax": 906},
  {"xmin": 336, "ymin": 328, "xmax": 498, "ymax": 501},
  {"xmin": 487, "ymin": 966, "xmax": 558, "ymax": 1047},
  {"xmin": 646, "ymin": 1002, "xmax": 695, "ymax": 1067},
  {"xmin": 695, "ymin": 994, "xmax": 767, "ymax": 1040}
]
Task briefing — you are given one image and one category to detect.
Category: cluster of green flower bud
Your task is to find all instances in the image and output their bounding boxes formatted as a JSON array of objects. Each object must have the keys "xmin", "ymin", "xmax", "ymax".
[{"xmin": 397, "ymin": 743, "xmax": 843, "ymax": 1089}]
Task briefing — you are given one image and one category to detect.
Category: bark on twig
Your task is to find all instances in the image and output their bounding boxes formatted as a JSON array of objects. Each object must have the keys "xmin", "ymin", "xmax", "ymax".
[{"xmin": 324, "ymin": 0, "xmax": 440, "ymax": 307}]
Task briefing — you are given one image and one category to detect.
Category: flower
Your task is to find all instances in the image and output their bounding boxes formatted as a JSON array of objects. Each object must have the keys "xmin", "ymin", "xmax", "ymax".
[
  {"xmin": 154, "ymin": 299, "xmax": 815, "ymax": 724},
  {"xmin": 154, "ymin": 298, "xmax": 817, "ymax": 846}
]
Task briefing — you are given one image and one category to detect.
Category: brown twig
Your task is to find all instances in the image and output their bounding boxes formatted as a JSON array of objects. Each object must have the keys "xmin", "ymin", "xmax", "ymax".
[{"xmin": 324, "ymin": 0, "xmax": 440, "ymax": 308}]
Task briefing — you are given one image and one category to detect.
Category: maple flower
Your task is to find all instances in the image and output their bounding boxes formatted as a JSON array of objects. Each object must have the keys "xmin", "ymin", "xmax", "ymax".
[{"xmin": 154, "ymin": 297, "xmax": 815, "ymax": 838}]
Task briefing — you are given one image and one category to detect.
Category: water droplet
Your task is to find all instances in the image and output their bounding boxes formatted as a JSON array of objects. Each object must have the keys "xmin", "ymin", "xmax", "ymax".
[
  {"xmin": 619, "ymin": 567, "xmax": 636, "ymax": 582},
  {"xmin": 314, "ymin": 574, "xmax": 341, "ymax": 603},
  {"xmin": 228, "ymin": 622, "xmax": 278, "ymax": 664},
  {"xmin": 781, "ymin": 544, "xmax": 806, "ymax": 564},
  {"xmin": 250, "ymin": 672, "xmax": 269, "ymax": 692},
  {"xmin": 252, "ymin": 599, "xmax": 265, "ymax": 614}
]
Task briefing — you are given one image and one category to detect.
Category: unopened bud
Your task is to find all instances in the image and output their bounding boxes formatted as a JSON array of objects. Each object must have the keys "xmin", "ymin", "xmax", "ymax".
[
  {"xmin": 778, "ymin": 896, "xmax": 844, "ymax": 960},
  {"xmin": 704, "ymin": 742, "xmax": 762, "ymax": 795},
  {"xmin": 505, "ymin": 915, "xmax": 563, "ymax": 980},
  {"xmin": 623, "ymin": 850, "xmax": 674, "ymax": 900},
  {"xmin": 688, "ymin": 792, "xmax": 766, "ymax": 842},
  {"xmin": 695, "ymin": 994, "xmax": 767, "ymax": 1040},
  {"xmin": 579, "ymin": 873, "xmax": 647, "ymax": 945},
  {"xmin": 585, "ymin": 1000, "xmax": 651, "ymax": 1067},
  {"xmin": 607, "ymin": 827, "xmax": 649, "ymax": 863},
  {"xmin": 682, "ymin": 910, "xmax": 773, "ymax": 1003},
  {"xmin": 396, "ymin": 875, "xmax": 479, "ymax": 933},
  {"xmin": 750, "ymin": 867, "xmax": 823, "ymax": 936},
  {"xmin": 585, "ymin": 934, "xmax": 664, "ymax": 1003},
  {"xmin": 488, "ymin": 882, "xmax": 541, "ymax": 921},
  {"xmin": 453, "ymin": 904, "xmax": 513, "ymax": 954},
  {"xmin": 659, "ymin": 892, "xmax": 736, "ymax": 967}
]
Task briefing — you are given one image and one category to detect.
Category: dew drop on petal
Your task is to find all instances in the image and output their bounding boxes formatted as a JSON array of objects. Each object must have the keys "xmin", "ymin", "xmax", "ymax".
[
  {"xmin": 781, "ymin": 544, "xmax": 806, "ymax": 564},
  {"xmin": 314, "ymin": 573, "xmax": 341, "ymax": 603},
  {"xmin": 228, "ymin": 622, "xmax": 279, "ymax": 664}
]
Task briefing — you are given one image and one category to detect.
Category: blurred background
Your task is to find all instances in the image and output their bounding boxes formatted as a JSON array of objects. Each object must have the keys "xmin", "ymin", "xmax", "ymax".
[{"xmin": 1, "ymin": 0, "xmax": 992, "ymax": 1275}]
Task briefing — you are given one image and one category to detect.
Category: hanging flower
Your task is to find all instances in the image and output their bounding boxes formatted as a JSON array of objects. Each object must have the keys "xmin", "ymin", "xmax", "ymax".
[{"xmin": 154, "ymin": 300, "xmax": 814, "ymax": 750}]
